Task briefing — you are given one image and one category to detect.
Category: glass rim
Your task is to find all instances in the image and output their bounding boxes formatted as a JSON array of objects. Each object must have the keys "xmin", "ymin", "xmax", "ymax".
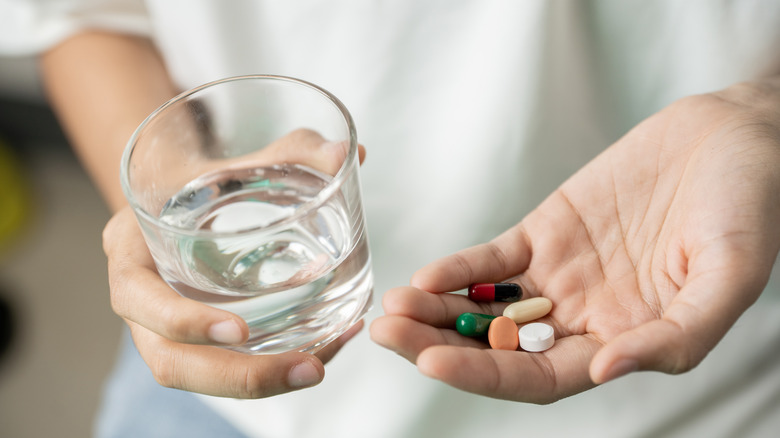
[{"xmin": 120, "ymin": 74, "xmax": 359, "ymax": 237}]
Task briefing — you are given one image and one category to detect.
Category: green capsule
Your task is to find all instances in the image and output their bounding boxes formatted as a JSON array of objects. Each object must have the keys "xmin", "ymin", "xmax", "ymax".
[{"xmin": 456, "ymin": 313, "xmax": 497, "ymax": 337}]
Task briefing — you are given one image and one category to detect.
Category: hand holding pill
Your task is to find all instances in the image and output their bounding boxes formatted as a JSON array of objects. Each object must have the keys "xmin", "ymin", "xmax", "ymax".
[
  {"xmin": 456, "ymin": 289, "xmax": 555, "ymax": 352},
  {"xmin": 371, "ymin": 79, "xmax": 780, "ymax": 403}
]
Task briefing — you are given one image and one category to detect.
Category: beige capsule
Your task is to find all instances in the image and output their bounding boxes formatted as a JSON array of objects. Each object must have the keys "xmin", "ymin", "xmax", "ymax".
[{"xmin": 502, "ymin": 297, "xmax": 553, "ymax": 324}]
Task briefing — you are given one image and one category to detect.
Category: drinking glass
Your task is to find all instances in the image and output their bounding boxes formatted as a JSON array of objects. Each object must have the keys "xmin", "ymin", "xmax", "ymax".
[{"xmin": 121, "ymin": 75, "xmax": 373, "ymax": 354}]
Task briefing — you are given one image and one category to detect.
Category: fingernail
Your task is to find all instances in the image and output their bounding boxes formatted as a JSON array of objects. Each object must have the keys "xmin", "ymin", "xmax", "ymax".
[
  {"xmin": 288, "ymin": 361, "xmax": 322, "ymax": 389},
  {"xmin": 602, "ymin": 359, "xmax": 638, "ymax": 383},
  {"xmin": 208, "ymin": 319, "xmax": 243, "ymax": 345}
]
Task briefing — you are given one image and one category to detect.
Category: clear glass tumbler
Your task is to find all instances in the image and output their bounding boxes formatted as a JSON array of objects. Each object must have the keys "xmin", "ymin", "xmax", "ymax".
[{"xmin": 121, "ymin": 75, "xmax": 373, "ymax": 354}]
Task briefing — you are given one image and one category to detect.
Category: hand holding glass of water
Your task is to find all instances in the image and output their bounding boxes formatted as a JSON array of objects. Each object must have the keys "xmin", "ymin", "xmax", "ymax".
[{"xmin": 121, "ymin": 75, "xmax": 373, "ymax": 354}]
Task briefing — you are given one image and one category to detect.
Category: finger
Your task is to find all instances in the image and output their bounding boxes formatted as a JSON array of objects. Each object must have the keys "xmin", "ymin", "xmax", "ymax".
[
  {"xmin": 104, "ymin": 208, "xmax": 249, "ymax": 345},
  {"xmin": 236, "ymin": 128, "xmax": 364, "ymax": 176},
  {"xmin": 375, "ymin": 286, "xmax": 603, "ymax": 402},
  {"xmin": 314, "ymin": 319, "xmax": 365, "ymax": 365},
  {"xmin": 411, "ymin": 224, "xmax": 533, "ymax": 293},
  {"xmin": 370, "ymin": 315, "xmax": 488, "ymax": 363},
  {"xmin": 589, "ymin": 266, "xmax": 765, "ymax": 384},
  {"xmin": 128, "ymin": 321, "xmax": 325, "ymax": 398},
  {"xmin": 589, "ymin": 318, "xmax": 683, "ymax": 384},
  {"xmin": 380, "ymin": 286, "xmax": 508, "ymax": 327},
  {"xmin": 357, "ymin": 144, "xmax": 366, "ymax": 165},
  {"xmin": 294, "ymin": 139, "xmax": 366, "ymax": 171},
  {"xmin": 372, "ymin": 286, "xmax": 502, "ymax": 362},
  {"xmin": 416, "ymin": 334, "xmax": 602, "ymax": 403}
]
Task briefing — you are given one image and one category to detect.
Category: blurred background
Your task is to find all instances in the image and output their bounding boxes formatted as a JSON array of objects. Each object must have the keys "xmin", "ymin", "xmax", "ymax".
[{"xmin": 0, "ymin": 55, "xmax": 123, "ymax": 437}]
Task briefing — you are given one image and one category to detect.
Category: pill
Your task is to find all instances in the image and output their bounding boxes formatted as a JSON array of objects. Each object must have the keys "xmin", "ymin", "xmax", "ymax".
[
  {"xmin": 468, "ymin": 283, "xmax": 522, "ymax": 302},
  {"xmin": 487, "ymin": 316, "xmax": 519, "ymax": 350},
  {"xmin": 518, "ymin": 322, "xmax": 555, "ymax": 352},
  {"xmin": 456, "ymin": 313, "xmax": 497, "ymax": 337},
  {"xmin": 502, "ymin": 297, "xmax": 553, "ymax": 324}
]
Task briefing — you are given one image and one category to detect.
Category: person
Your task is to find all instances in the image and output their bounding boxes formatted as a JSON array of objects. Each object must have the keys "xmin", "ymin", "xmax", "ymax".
[{"xmin": 2, "ymin": 1, "xmax": 780, "ymax": 436}]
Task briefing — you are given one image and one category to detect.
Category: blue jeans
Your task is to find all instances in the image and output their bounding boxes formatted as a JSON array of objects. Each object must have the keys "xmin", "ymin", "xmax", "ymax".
[{"xmin": 94, "ymin": 329, "xmax": 248, "ymax": 438}]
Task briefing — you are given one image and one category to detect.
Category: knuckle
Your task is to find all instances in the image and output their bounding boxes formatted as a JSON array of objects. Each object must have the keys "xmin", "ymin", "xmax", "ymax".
[
  {"xmin": 107, "ymin": 285, "xmax": 123, "ymax": 316},
  {"xmin": 685, "ymin": 82, "xmax": 772, "ymax": 116},
  {"xmin": 106, "ymin": 257, "xmax": 147, "ymax": 320},
  {"xmin": 101, "ymin": 216, "xmax": 118, "ymax": 255},
  {"xmin": 663, "ymin": 316, "xmax": 708, "ymax": 375},
  {"xmin": 288, "ymin": 127, "xmax": 324, "ymax": 144},
  {"xmin": 669, "ymin": 353, "xmax": 694, "ymax": 375},
  {"xmin": 672, "ymin": 93, "xmax": 724, "ymax": 114},
  {"xmin": 451, "ymin": 253, "xmax": 475, "ymax": 284},
  {"xmin": 529, "ymin": 354, "xmax": 561, "ymax": 404},
  {"xmin": 102, "ymin": 208, "xmax": 132, "ymax": 255},
  {"xmin": 720, "ymin": 81, "xmax": 770, "ymax": 106},
  {"xmin": 670, "ymin": 339, "xmax": 707, "ymax": 375},
  {"xmin": 485, "ymin": 242, "xmax": 510, "ymax": 279},
  {"xmin": 133, "ymin": 329, "xmax": 182, "ymax": 389},
  {"xmin": 157, "ymin": 301, "xmax": 198, "ymax": 342},
  {"xmin": 107, "ymin": 266, "xmax": 131, "ymax": 316},
  {"xmin": 150, "ymin": 351, "xmax": 179, "ymax": 389},
  {"xmin": 151, "ymin": 364, "xmax": 176, "ymax": 389},
  {"xmin": 237, "ymin": 366, "xmax": 273, "ymax": 399}
]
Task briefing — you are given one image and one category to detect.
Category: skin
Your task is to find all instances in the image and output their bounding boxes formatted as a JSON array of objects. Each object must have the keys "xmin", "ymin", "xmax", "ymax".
[
  {"xmin": 41, "ymin": 31, "xmax": 364, "ymax": 398},
  {"xmin": 42, "ymin": 31, "xmax": 780, "ymax": 402},
  {"xmin": 370, "ymin": 78, "xmax": 780, "ymax": 403}
]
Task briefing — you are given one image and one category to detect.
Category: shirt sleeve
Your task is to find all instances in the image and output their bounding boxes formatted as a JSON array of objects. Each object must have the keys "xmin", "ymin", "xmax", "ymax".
[{"xmin": 0, "ymin": 0, "xmax": 152, "ymax": 55}]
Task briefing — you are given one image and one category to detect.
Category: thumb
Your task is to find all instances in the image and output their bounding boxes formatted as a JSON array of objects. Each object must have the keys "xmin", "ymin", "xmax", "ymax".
[
  {"xmin": 589, "ymin": 317, "xmax": 702, "ymax": 384},
  {"xmin": 411, "ymin": 224, "xmax": 532, "ymax": 293},
  {"xmin": 589, "ymin": 271, "xmax": 764, "ymax": 384}
]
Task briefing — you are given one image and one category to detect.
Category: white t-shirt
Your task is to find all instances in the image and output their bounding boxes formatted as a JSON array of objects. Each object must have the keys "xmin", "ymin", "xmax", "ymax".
[{"xmin": 3, "ymin": 1, "xmax": 780, "ymax": 437}]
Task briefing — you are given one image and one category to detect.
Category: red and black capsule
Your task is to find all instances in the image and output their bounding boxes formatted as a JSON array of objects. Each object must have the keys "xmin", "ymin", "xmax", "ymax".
[{"xmin": 468, "ymin": 283, "xmax": 522, "ymax": 302}]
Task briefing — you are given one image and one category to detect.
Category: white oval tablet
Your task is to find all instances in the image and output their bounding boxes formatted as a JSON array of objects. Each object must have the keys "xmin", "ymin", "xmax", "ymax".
[{"xmin": 518, "ymin": 322, "xmax": 555, "ymax": 352}]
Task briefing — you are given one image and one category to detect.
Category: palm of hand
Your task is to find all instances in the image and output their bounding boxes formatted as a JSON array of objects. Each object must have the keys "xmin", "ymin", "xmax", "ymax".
[{"xmin": 371, "ymin": 88, "xmax": 780, "ymax": 403}]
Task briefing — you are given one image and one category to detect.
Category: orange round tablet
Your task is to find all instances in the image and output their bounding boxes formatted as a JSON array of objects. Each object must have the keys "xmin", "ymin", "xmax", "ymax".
[{"xmin": 488, "ymin": 316, "xmax": 519, "ymax": 350}]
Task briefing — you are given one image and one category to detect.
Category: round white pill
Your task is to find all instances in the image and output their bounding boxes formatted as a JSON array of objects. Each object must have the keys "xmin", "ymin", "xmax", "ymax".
[{"xmin": 518, "ymin": 322, "xmax": 555, "ymax": 352}]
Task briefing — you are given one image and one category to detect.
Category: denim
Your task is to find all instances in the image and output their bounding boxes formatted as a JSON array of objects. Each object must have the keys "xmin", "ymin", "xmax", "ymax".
[{"xmin": 94, "ymin": 329, "xmax": 248, "ymax": 438}]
